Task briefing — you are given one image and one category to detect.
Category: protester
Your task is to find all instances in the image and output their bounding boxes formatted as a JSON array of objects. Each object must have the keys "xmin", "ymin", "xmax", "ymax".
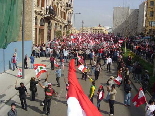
[
  {"xmin": 106, "ymin": 56, "xmax": 112, "ymax": 72},
  {"xmin": 106, "ymin": 76, "xmax": 115, "ymax": 101},
  {"xmin": 30, "ymin": 77, "xmax": 39, "ymax": 101},
  {"xmin": 55, "ymin": 66, "xmax": 62, "ymax": 87},
  {"xmin": 11, "ymin": 54, "xmax": 17, "ymax": 71},
  {"xmin": 97, "ymin": 85, "xmax": 104, "ymax": 110},
  {"xmin": 124, "ymin": 80, "xmax": 132, "ymax": 106},
  {"xmin": 15, "ymin": 82, "xmax": 28, "ymax": 111},
  {"xmin": 29, "ymin": 54, "xmax": 35, "ymax": 69},
  {"xmin": 7, "ymin": 103, "xmax": 17, "ymax": 116},
  {"xmin": 94, "ymin": 63, "xmax": 101, "ymax": 80},
  {"xmin": 50, "ymin": 55, "xmax": 55, "ymax": 70},
  {"xmin": 39, "ymin": 82, "xmax": 56, "ymax": 115},
  {"xmin": 108, "ymin": 84, "xmax": 117, "ymax": 116},
  {"xmin": 24, "ymin": 54, "xmax": 28, "ymax": 69},
  {"xmin": 88, "ymin": 76, "xmax": 96, "ymax": 103}
]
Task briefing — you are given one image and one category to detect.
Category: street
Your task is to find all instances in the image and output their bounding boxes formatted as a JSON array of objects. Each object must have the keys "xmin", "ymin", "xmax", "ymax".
[{"xmin": 0, "ymin": 59, "xmax": 145, "ymax": 116}]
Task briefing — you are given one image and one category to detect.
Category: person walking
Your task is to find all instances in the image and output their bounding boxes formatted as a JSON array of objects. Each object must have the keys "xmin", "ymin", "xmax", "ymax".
[
  {"xmin": 50, "ymin": 55, "xmax": 55, "ymax": 70},
  {"xmin": 29, "ymin": 54, "xmax": 35, "ymax": 69},
  {"xmin": 94, "ymin": 64, "xmax": 101, "ymax": 80},
  {"xmin": 55, "ymin": 66, "xmax": 62, "ymax": 87},
  {"xmin": 107, "ymin": 56, "xmax": 112, "ymax": 72},
  {"xmin": 124, "ymin": 80, "xmax": 132, "ymax": 106},
  {"xmin": 30, "ymin": 77, "xmax": 39, "ymax": 101},
  {"xmin": 7, "ymin": 103, "xmax": 17, "ymax": 116},
  {"xmin": 11, "ymin": 54, "xmax": 17, "ymax": 71},
  {"xmin": 88, "ymin": 76, "xmax": 96, "ymax": 103},
  {"xmin": 106, "ymin": 76, "xmax": 115, "ymax": 101},
  {"xmin": 97, "ymin": 85, "xmax": 104, "ymax": 111},
  {"xmin": 24, "ymin": 54, "xmax": 28, "ymax": 69},
  {"xmin": 39, "ymin": 82, "xmax": 56, "ymax": 115},
  {"xmin": 15, "ymin": 82, "xmax": 28, "ymax": 111},
  {"xmin": 108, "ymin": 84, "xmax": 117, "ymax": 116}
]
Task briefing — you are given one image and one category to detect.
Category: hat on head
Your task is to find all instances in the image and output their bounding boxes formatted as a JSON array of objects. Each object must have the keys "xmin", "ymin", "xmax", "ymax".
[
  {"xmin": 99, "ymin": 85, "xmax": 103, "ymax": 89},
  {"xmin": 110, "ymin": 76, "xmax": 114, "ymax": 79},
  {"xmin": 11, "ymin": 103, "xmax": 16, "ymax": 106}
]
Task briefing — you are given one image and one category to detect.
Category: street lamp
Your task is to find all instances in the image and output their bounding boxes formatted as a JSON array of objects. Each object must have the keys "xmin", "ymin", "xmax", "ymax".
[{"xmin": 74, "ymin": 13, "xmax": 81, "ymax": 27}]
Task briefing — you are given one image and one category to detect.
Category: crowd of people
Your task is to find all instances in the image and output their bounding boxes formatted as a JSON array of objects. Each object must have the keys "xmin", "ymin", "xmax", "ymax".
[{"xmin": 7, "ymin": 33, "xmax": 155, "ymax": 116}]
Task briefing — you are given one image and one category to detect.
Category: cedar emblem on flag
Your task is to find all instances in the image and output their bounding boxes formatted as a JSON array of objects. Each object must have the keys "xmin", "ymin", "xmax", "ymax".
[
  {"xmin": 114, "ymin": 75, "xmax": 122, "ymax": 85},
  {"xmin": 17, "ymin": 68, "xmax": 22, "ymax": 77},
  {"xmin": 132, "ymin": 88, "xmax": 146, "ymax": 107},
  {"xmin": 34, "ymin": 64, "xmax": 47, "ymax": 78}
]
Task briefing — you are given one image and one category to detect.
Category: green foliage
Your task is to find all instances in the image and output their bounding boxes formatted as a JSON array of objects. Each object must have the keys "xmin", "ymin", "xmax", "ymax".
[
  {"xmin": 123, "ymin": 48, "xmax": 155, "ymax": 86},
  {"xmin": 55, "ymin": 30, "xmax": 62, "ymax": 39}
]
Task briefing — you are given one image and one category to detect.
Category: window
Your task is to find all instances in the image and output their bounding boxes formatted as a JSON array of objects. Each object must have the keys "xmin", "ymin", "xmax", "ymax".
[
  {"xmin": 40, "ymin": 18, "xmax": 45, "ymax": 26},
  {"xmin": 37, "ymin": 0, "xmax": 40, "ymax": 6},
  {"xmin": 150, "ymin": 11, "xmax": 154, "ymax": 17},
  {"xmin": 149, "ymin": 21, "xmax": 155, "ymax": 26},
  {"xmin": 150, "ymin": 1, "xmax": 154, "ymax": 6},
  {"xmin": 41, "ymin": 0, "xmax": 45, "ymax": 7}
]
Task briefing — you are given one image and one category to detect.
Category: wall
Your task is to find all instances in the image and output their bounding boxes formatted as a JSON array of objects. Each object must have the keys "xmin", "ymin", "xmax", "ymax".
[
  {"xmin": 0, "ymin": 41, "xmax": 32, "ymax": 73},
  {"xmin": 137, "ymin": 2, "xmax": 146, "ymax": 34}
]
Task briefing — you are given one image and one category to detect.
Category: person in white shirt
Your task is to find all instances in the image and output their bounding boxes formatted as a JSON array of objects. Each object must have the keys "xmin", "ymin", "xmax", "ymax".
[
  {"xmin": 145, "ymin": 99, "xmax": 155, "ymax": 116},
  {"xmin": 106, "ymin": 56, "xmax": 112, "ymax": 72},
  {"xmin": 63, "ymin": 49, "xmax": 68, "ymax": 62}
]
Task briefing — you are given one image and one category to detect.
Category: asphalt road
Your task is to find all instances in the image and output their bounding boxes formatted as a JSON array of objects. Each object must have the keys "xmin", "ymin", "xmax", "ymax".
[{"xmin": 0, "ymin": 60, "xmax": 145, "ymax": 116}]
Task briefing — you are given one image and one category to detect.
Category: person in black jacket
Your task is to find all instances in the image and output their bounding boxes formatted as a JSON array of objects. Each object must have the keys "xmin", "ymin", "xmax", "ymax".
[
  {"xmin": 15, "ymin": 82, "xmax": 28, "ymax": 111},
  {"xmin": 30, "ymin": 77, "xmax": 38, "ymax": 101},
  {"xmin": 124, "ymin": 80, "xmax": 132, "ymax": 106}
]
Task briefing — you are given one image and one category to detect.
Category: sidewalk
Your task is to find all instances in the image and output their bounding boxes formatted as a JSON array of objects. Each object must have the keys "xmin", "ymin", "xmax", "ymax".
[
  {"xmin": 0, "ymin": 57, "xmax": 50, "ymax": 110},
  {"xmin": 130, "ymin": 76, "xmax": 152, "ymax": 101}
]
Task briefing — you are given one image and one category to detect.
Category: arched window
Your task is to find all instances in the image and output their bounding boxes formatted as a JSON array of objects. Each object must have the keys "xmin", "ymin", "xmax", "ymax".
[
  {"xmin": 40, "ymin": 18, "xmax": 45, "ymax": 26},
  {"xmin": 48, "ymin": 21, "xmax": 52, "ymax": 30}
]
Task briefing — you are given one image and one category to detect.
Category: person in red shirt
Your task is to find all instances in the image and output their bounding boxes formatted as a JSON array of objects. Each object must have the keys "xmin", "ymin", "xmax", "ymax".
[
  {"xmin": 97, "ymin": 85, "xmax": 104, "ymax": 110},
  {"xmin": 50, "ymin": 55, "xmax": 55, "ymax": 70}
]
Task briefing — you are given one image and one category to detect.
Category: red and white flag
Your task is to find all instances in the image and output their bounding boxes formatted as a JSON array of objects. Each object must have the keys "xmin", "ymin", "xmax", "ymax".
[
  {"xmin": 67, "ymin": 59, "xmax": 102, "ymax": 116},
  {"xmin": 132, "ymin": 88, "xmax": 146, "ymax": 107},
  {"xmin": 77, "ymin": 56, "xmax": 84, "ymax": 64},
  {"xmin": 78, "ymin": 65, "xmax": 86, "ymax": 73},
  {"xmin": 34, "ymin": 64, "xmax": 47, "ymax": 78},
  {"xmin": 17, "ymin": 68, "xmax": 22, "ymax": 77},
  {"xmin": 114, "ymin": 75, "xmax": 122, "ymax": 85},
  {"xmin": 54, "ymin": 60, "xmax": 59, "ymax": 67}
]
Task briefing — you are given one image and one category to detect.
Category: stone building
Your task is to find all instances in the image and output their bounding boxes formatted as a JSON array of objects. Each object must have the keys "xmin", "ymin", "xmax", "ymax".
[{"xmin": 34, "ymin": 0, "xmax": 73, "ymax": 45}]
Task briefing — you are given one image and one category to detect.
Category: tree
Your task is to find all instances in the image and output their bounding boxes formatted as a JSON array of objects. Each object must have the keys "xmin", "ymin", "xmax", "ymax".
[{"xmin": 55, "ymin": 30, "xmax": 62, "ymax": 39}]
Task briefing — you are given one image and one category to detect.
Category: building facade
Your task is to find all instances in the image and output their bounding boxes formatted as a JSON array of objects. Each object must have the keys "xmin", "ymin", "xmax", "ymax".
[
  {"xmin": 145, "ymin": 0, "xmax": 155, "ymax": 35},
  {"xmin": 79, "ymin": 26, "xmax": 109, "ymax": 34},
  {"xmin": 34, "ymin": 0, "xmax": 73, "ymax": 45},
  {"xmin": 113, "ymin": 7, "xmax": 139, "ymax": 36},
  {"xmin": 113, "ymin": 7, "xmax": 130, "ymax": 36},
  {"xmin": 137, "ymin": 1, "xmax": 147, "ymax": 34}
]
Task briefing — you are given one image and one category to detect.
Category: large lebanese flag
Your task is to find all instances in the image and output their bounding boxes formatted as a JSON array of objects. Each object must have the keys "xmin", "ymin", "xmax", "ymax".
[
  {"xmin": 34, "ymin": 64, "xmax": 47, "ymax": 78},
  {"xmin": 132, "ymin": 88, "xmax": 146, "ymax": 107},
  {"xmin": 114, "ymin": 74, "xmax": 122, "ymax": 85},
  {"xmin": 67, "ymin": 59, "xmax": 102, "ymax": 116}
]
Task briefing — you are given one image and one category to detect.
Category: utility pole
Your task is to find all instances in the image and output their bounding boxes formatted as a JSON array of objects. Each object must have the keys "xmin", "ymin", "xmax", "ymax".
[
  {"xmin": 82, "ymin": 20, "xmax": 84, "ymax": 38},
  {"xmin": 22, "ymin": 0, "xmax": 25, "ymax": 79}
]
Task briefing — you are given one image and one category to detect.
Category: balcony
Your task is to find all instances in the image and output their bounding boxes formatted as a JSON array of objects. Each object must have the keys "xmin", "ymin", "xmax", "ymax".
[
  {"xmin": 44, "ymin": 7, "xmax": 56, "ymax": 20},
  {"xmin": 66, "ymin": 3, "xmax": 72, "ymax": 10}
]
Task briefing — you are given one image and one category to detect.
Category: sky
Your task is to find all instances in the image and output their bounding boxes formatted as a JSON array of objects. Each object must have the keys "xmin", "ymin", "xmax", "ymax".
[{"xmin": 73, "ymin": 0, "xmax": 145, "ymax": 29}]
